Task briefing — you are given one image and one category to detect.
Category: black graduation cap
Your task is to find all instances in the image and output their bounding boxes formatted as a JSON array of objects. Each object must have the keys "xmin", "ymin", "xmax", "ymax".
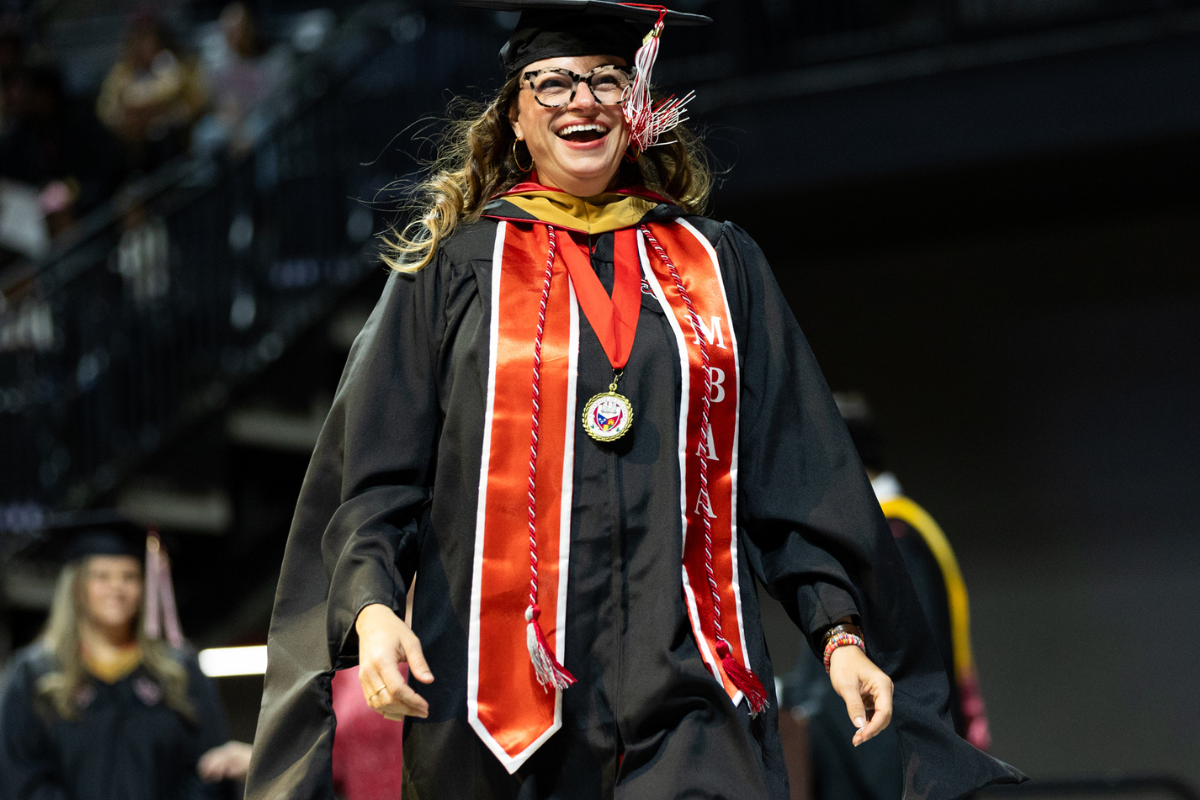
[
  {"xmin": 457, "ymin": 1, "xmax": 712, "ymax": 78},
  {"xmin": 833, "ymin": 392, "xmax": 884, "ymax": 473},
  {"xmin": 21, "ymin": 510, "xmax": 147, "ymax": 563}
]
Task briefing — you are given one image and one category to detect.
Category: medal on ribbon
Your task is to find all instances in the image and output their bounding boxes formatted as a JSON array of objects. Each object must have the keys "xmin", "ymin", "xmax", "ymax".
[
  {"xmin": 582, "ymin": 371, "xmax": 634, "ymax": 442},
  {"xmin": 558, "ymin": 228, "xmax": 643, "ymax": 442}
]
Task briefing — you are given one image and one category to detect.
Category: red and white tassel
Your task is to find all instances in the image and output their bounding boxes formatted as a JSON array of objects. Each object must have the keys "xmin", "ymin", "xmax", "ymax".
[
  {"xmin": 144, "ymin": 531, "xmax": 184, "ymax": 649},
  {"xmin": 718, "ymin": 640, "xmax": 769, "ymax": 716},
  {"xmin": 144, "ymin": 534, "xmax": 160, "ymax": 639},
  {"xmin": 623, "ymin": 6, "xmax": 696, "ymax": 154},
  {"xmin": 526, "ymin": 604, "xmax": 576, "ymax": 690}
]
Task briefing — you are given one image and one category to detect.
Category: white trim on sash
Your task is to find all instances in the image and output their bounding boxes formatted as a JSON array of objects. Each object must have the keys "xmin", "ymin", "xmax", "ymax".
[{"xmin": 557, "ymin": 279, "xmax": 579, "ymax": 686}]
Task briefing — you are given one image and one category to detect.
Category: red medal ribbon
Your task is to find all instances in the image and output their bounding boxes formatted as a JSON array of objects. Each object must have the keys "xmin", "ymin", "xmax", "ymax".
[{"xmin": 556, "ymin": 230, "xmax": 642, "ymax": 371}]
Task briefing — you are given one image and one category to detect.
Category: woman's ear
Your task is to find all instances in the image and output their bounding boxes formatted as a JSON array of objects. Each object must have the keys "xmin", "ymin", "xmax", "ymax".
[{"xmin": 509, "ymin": 102, "xmax": 524, "ymax": 141}]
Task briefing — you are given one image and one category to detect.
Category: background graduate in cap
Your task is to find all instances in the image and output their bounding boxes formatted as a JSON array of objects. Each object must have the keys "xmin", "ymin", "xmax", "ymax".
[
  {"xmin": 782, "ymin": 394, "xmax": 996, "ymax": 800},
  {"xmin": 0, "ymin": 514, "xmax": 251, "ymax": 800},
  {"xmin": 246, "ymin": 3, "xmax": 1024, "ymax": 798}
]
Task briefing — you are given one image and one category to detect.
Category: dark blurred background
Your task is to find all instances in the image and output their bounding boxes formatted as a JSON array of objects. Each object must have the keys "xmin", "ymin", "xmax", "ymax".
[{"xmin": 0, "ymin": 0, "xmax": 1197, "ymax": 793}]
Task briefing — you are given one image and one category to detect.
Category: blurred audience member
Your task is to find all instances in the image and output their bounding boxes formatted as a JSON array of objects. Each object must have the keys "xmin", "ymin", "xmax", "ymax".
[
  {"xmin": 194, "ymin": 3, "xmax": 292, "ymax": 157},
  {"xmin": 0, "ymin": 520, "xmax": 245, "ymax": 799},
  {"xmin": 781, "ymin": 393, "xmax": 992, "ymax": 800},
  {"xmin": 0, "ymin": 58, "xmax": 125, "ymax": 244},
  {"xmin": 97, "ymin": 13, "xmax": 208, "ymax": 172}
]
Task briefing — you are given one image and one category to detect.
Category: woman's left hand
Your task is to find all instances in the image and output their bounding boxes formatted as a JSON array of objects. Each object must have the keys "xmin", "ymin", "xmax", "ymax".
[
  {"xmin": 197, "ymin": 740, "xmax": 253, "ymax": 782},
  {"xmin": 828, "ymin": 645, "xmax": 894, "ymax": 746}
]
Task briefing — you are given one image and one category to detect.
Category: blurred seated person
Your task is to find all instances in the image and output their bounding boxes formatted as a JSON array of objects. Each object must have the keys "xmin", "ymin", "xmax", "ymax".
[
  {"xmin": 780, "ymin": 393, "xmax": 991, "ymax": 800},
  {"xmin": 193, "ymin": 2, "xmax": 292, "ymax": 157},
  {"xmin": 97, "ymin": 13, "xmax": 208, "ymax": 172},
  {"xmin": 0, "ymin": 59, "xmax": 124, "ymax": 243},
  {"xmin": 0, "ymin": 518, "xmax": 249, "ymax": 799}
]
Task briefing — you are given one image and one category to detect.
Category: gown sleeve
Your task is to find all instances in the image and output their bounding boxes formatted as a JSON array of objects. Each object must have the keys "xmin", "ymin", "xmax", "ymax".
[
  {"xmin": 245, "ymin": 257, "xmax": 449, "ymax": 800},
  {"xmin": 718, "ymin": 222, "xmax": 1025, "ymax": 800},
  {"xmin": 0, "ymin": 649, "xmax": 70, "ymax": 800}
]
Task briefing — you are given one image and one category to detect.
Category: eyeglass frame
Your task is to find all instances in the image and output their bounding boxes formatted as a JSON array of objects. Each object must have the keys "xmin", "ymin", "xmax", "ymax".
[{"xmin": 521, "ymin": 64, "xmax": 637, "ymax": 108}]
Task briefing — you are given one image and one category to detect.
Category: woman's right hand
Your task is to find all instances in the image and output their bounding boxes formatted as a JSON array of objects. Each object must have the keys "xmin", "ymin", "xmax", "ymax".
[{"xmin": 355, "ymin": 603, "xmax": 434, "ymax": 720}]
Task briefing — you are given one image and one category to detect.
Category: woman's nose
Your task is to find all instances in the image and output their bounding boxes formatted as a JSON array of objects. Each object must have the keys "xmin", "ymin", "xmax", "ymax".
[{"xmin": 567, "ymin": 82, "xmax": 599, "ymax": 111}]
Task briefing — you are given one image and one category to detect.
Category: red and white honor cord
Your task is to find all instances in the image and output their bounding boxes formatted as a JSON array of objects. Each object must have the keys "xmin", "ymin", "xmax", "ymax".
[
  {"xmin": 641, "ymin": 225, "xmax": 768, "ymax": 715},
  {"xmin": 525, "ymin": 225, "xmax": 576, "ymax": 691}
]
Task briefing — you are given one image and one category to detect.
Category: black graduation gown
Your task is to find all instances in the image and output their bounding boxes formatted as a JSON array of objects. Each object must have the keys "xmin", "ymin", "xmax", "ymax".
[
  {"xmin": 0, "ymin": 643, "xmax": 233, "ymax": 800},
  {"xmin": 245, "ymin": 202, "xmax": 1024, "ymax": 800}
]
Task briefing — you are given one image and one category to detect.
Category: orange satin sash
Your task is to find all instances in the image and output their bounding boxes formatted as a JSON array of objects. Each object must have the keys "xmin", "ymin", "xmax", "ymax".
[
  {"xmin": 469, "ymin": 218, "xmax": 751, "ymax": 774},
  {"xmin": 468, "ymin": 221, "xmax": 578, "ymax": 772},
  {"xmin": 637, "ymin": 220, "xmax": 751, "ymax": 704}
]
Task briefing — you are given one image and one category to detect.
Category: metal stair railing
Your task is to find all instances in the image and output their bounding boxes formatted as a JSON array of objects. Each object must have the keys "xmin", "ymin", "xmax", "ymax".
[{"xmin": 0, "ymin": 1, "xmax": 494, "ymax": 524}]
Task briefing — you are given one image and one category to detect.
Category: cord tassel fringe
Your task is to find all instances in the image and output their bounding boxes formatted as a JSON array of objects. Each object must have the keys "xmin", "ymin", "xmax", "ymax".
[
  {"xmin": 718, "ymin": 641, "xmax": 768, "ymax": 716},
  {"xmin": 526, "ymin": 605, "xmax": 576, "ymax": 691}
]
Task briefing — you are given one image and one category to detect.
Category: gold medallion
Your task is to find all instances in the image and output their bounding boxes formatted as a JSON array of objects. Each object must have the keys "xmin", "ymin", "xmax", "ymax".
[{"xmin": 582, "ymin": 384, "xmax": 633, "ymax": 442}]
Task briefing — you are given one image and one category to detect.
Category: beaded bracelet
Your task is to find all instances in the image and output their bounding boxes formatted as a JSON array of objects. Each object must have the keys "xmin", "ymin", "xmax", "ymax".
[{"xmin": 823, "ymin": 632, "xmax": 866, "ymax": 673}]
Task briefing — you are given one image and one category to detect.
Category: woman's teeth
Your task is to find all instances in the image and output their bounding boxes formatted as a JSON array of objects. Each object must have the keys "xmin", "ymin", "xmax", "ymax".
[{"xmin": 557, "ymin": 123, "xmax": 610, "ymax": 142}]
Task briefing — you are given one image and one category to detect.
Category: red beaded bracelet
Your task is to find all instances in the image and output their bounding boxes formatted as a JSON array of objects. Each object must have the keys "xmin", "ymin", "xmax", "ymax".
[{"xmin": 823, "ymin": 632, "xmax": 866, "ymax": 673}]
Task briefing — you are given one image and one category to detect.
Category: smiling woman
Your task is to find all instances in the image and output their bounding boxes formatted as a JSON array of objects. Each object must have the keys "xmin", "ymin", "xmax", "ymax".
[
  {"xmin": 509, "ymin": 55, "xmax": 632, "ymax": 197},
  {"xmin": 245, "ymin": 3, "xmax": 1025, "ymax": 799},
  {"xmin": 0, "ymin": 520, "xmax": 250, "ymax": 800},
  {"xmin": 380, "ymin": 9, "xmax": 709, "ymax": 273}
]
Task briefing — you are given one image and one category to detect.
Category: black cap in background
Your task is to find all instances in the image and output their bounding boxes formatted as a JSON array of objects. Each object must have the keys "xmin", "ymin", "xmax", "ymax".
[{"xmin": 19, "ymin": 511, "xmax": 146, "ymax": 564}]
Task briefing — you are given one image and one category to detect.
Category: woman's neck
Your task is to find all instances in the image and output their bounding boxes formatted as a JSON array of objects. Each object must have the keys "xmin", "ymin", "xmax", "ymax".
[
  {"xmin": 79, "ymin": 619, "xmax": 137, "ymax": 659},
  {"xmin": 530, "ymin": 169, "xmax": 621, "ymax": 199}
]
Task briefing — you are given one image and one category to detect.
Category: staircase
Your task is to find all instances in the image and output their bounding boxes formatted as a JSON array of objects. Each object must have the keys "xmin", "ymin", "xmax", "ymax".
[{"xmin": 0, "ymin": 1, "xmax": 506, "ymax": 663}]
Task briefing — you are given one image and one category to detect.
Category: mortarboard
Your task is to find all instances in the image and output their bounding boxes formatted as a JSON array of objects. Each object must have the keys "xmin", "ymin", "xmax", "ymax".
[
  {"xmin": 457, "ymin": 0, "xmax": 711, "ymax": 78},
  {"xmin": 18, "ymin": 510, "xmax": 146, "ymax": 563},
  {"xmin": 833, "ymin": 392, "xmax": 884, "ymax": 473}
]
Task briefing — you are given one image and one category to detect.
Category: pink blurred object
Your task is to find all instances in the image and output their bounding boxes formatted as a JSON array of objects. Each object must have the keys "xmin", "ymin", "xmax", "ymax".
[
  {"xmin": 38, "ymin": 181, "xmax": 73, "ymax": 214},
  {"xmin": 331, "ymin": 666, "xmax": 406, "ymax": 800},
  {"xmin": 958, "ymin": 670, "xmax": 993, "ymax": 752}
]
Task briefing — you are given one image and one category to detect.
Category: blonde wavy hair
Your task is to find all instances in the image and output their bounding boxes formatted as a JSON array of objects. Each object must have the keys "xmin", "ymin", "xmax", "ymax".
[
  {"xmin": 36, "ymin": 558, "xmax": 196, "ymax": 723},
  {"xmin": 381, "ymin": 75, "xmax": 713, "ymax": 272}
]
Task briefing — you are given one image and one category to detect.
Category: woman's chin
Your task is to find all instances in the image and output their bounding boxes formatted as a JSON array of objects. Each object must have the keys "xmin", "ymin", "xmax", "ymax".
[
  {"xmin": 90, "ymin": 610, "xmax": 138, "ymax": 632},
  {"xmin": 544, "ymin": 156, "xmax": 623, "ymax": 195}
]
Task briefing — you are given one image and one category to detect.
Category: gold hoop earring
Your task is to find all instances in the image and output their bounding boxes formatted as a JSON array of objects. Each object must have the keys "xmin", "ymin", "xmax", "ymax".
[{"xmin": 512, "ymin": 139, "xmax": 534, "ymax": 172}]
